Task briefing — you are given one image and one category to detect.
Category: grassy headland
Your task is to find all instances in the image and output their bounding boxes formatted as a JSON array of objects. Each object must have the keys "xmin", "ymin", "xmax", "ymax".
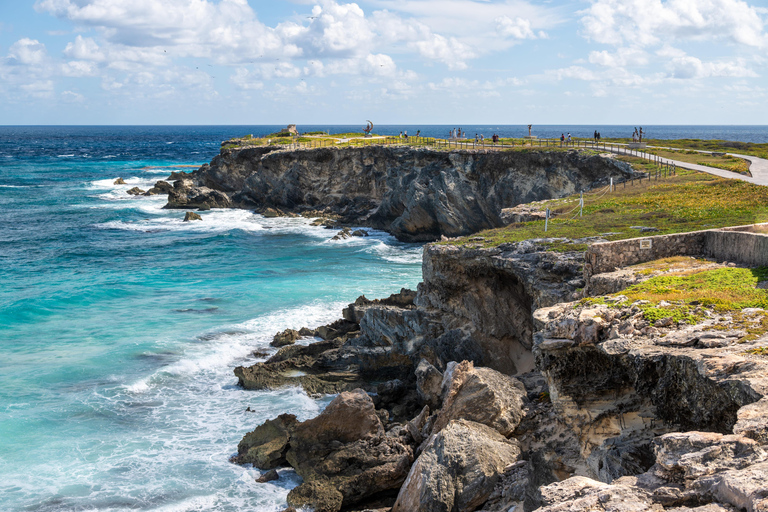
[{"xmin": 445, "ymin": 167, "xmax": 768, "ymax": 250}]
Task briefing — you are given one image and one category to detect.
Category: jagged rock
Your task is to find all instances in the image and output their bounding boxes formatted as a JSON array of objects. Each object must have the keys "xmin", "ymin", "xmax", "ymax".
[
  {"xmin": 271, "ymin": 328, "xmax": 299, "ymax": 347},
  {"xmin": 144, "ymin": 180, "xmax": 173, "ymax": 195},
  {"xmin": 298, "ymin": 327, "xmax": 316, "ymax": 337},
  {"xmin": 126, "ymin": 187, "xmax": 145, "ymax": 195},
  {"xmin": 262, "ymin": 207, "xmax": 282, "ymax": 218},
  {"xmin": 537, "ymin": 476, "xmax": 657, "ymax": 511},
  {"xmin": 332, "ymin": 227, "xmax": 353, "ymax": 240},
  {"xmin": 351, "ymin": 229, "xmax": 369, "ymax": 237},
  {"xmin": 165, "ymin": 179, "xmax": 232, "ymax": 209},
  {"xmin": 651, "ymin": 432, "xmax": 767, "ymax": 483},
  {"xmin": 167, "ymin": 170, "xmax": 189, "ymax": 181},
  {"xmin": 113, "ymin": 177, "xmax": 126, "ymax": 185},
  {"xmin": 233, "ymin": 413, "xmax": 298, "ymax": 468},
  {"xmin": 285, "ymin": 390, "xmax": 413, "ymax": 512},
  {"xmin": 392, "ymin": 419, "xmax": 521, "ymax": 512},
  {"xmin": 183, "ymin": 211, "xmax": 202, "ymax": 221},
  {"xmin": 342, "ymin": 289, "xmax": 417, "ymax": 324},
  {"xmin": 256, "ymin": 469, "xmax": 279, "ymax": 483},
  {"xmin": 432, "ymin": 361, "xmax": 525, "ymax": 437},
  {"xmin": 415, "ymin": 359, "xmax": 443, "ymax": 410}
]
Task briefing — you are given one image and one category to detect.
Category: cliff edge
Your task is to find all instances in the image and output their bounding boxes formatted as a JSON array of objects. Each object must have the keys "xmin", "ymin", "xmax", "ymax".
[{"xmin": 165, "ymin": 145, "xmax": 635, "ymax": 242}]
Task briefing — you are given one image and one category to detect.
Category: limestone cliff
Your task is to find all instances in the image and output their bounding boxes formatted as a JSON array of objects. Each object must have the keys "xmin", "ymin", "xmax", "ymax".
[{"xmin": 166, "ymin": 145, "xmax": 635, "ymax": 242}]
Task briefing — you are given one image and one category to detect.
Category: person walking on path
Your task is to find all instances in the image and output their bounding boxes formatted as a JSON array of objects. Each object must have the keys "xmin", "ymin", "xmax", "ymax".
[
  {"xmin": 560, "ymin": 133, "xmax": 565, "ymax": 146},
  {"xmin": 567, "ymin": 133, "xmax": 572, "ymax": 144}
]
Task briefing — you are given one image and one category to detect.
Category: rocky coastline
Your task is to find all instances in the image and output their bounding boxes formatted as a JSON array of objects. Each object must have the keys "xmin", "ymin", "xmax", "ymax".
[
  {"xmin": 231, "ymin": 237, "xmax": 768, "ymax": 512},
  {"xmin": 130, "ymin": 143, "xmax": 767, "ymax": 511},
  {"xmin": 161, "ymin": 144, "xmax": 635, "ymax": 242}
]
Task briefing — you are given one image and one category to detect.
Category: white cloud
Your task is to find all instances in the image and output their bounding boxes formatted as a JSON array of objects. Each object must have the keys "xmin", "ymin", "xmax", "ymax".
[
  {"xmin": 7, "ymin": 38, "xmax": 48, "ymax": 65},
  {"xmin": 580, "ymin": 0, "xmax": 768, "ymax": 48},
  {"xmin": 495, "ymin": 16, "xmax": 537, "ymax": 40},
  {"xmin": 415, "ymin": 34, "xmax": 473, "ymax": 70},
  {"xmin": 669, "ymin": 54, "xmax": 758, "ymax": 78}
]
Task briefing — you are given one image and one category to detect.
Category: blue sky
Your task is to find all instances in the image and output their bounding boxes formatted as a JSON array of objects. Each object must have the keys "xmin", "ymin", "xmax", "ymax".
[{"xmin": 1, "ymin": 0, "xmax": 767, "ymax": 125}]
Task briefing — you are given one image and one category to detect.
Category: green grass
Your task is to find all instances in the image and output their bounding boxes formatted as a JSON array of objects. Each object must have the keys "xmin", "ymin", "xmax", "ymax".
[
  {"xmin": 583, "ymin": 267, "xmax": 768, "ymax": 333},
  {"xmin": 443, "ymin": 166, "xmax": 768, "ymax": 249}
]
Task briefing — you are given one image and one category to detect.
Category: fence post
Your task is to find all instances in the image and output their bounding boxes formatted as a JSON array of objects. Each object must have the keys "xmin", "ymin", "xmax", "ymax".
[
  {"xmin": 610, "ymin": 177, "xmax": 613, "ymax": 192},
  {"xmin": 580, "ymin": 192, "xmax": 583, "ymax": 217},
  {"xmin": 545, "ymin": 208, "xmax": 550, "ymax": 232}
]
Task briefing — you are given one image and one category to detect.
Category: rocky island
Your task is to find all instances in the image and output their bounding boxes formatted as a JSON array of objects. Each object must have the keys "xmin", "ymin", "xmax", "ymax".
[{"xmin": 159, "ymin": 139, "xmax": 768, "ymax": 512}]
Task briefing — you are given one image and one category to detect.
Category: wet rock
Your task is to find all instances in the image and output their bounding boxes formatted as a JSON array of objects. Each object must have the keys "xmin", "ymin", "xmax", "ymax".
[
  {"xmin": 144, "ymin": 180, "xmax": 173, "ymax": 195},
  {"xmin": 351, "ymin": 229, "xmax": 369, "ymax": 237},
  {"xmin": 234, "ymin": 413, "xmax": 298, "ymax": 468},
  {"xmin": 298, "ymin": 327, "xmax": 316, "ymax": 337},
  {"xmin": 392, "ymin": 419, "xmax": 521, "ymax": 512},
  {"xmin": 271, "ymin": 328, "xmax": 299, "ymax": 347},
  {"xmin": 262, "ymin": 207, "xmax": 282, "ymax": 218},
  {"xmin": 183, "ymin": 211, "xmax": 202, "ymax": 222},
  {"xmin": 332, "ymin": 227, "xmax": 353, "ymax": 240},
  {"xmin": 113, "ymin": 177, "xmax": 126, "ymax": 185},
  {"xmin": 127, "ymin": 187, "xmax": 145, "ymax": 195},
  {"xmin": 167, "ymin": 170, "xmax": 188, "ymax": 181},
  {"xmin": 256, "ymin": 469, "xmax": 279, "ymax": 483},
  {"xmin": 165, "ymin": 180, "xmax": 232, "ymax": 209}
]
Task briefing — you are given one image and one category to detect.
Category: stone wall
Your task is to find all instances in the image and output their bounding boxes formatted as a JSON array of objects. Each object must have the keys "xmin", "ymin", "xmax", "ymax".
[
  {"xmin": 707, "ymin": 229, "xmax": 768, "ymax": 268},
  {"xmin": 585, "ymin": 231, "xmax": 707, "ymax": 277},
  {"xmin": 585, "ymin": 222, "xmax": 768, "ymax": 283}
]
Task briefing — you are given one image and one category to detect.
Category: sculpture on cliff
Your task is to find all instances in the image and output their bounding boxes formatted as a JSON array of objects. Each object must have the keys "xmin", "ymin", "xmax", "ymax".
[
  {"xmin": 528, "ymin": 124, "xmax": 532, "ymax": 137},
  {"xmin": 363, "ymin": 120, "xmax": 374, "ymax": 137}
]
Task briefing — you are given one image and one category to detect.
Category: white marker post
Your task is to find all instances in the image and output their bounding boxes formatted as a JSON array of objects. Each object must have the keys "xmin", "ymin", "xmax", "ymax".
[
  {"xmin": 580, "ymin": 192, "xmax": 584, "ymax": 217},
  {"xmin": 610, "ymin": 177, "xmax": 614, "ymax": 192},
  {"xmin": 545, "ymin": 208, "xmax": 550, "ymax": 232}
]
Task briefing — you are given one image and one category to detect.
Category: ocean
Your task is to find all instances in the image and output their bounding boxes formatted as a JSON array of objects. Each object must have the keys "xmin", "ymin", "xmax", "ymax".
[{"xmin": 1, "ymin": 124, "xmax": 766, "ymax": 512}]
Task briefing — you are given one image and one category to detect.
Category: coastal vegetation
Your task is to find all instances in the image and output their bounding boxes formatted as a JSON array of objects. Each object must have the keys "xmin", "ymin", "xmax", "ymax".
[
  {"xmin": 581, "ymin": 265, "xmax": 768, "ymax": 343},
  {"xmin": 446, "ymin": 168, "xmax": 768, "ymax": 249}
]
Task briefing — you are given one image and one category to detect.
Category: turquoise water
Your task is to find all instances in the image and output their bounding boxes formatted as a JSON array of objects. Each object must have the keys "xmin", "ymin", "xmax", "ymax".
[{"xmin": 0, "ymin": 127, "xmax": 423, "ymax": 511}]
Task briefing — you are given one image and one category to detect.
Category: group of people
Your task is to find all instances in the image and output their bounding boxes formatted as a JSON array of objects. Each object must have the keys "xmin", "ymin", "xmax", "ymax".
[
  {"xmin": 398, "ymin": 130, "xmax": 421, "ymax": 140},
  {"xmin": 449, "ymin": 128, "xmax": 464, "ymax": 139},
  {"xmin": 560, "ymin": 133, "xmax": 572, "ymax": 144},
  {"xmin": 632, "ymin": 127, "xmax": 645, "ymax": 143},
  {"xmin": 593, "ymin": 130, "xmax": 602, "ymax": 142}
]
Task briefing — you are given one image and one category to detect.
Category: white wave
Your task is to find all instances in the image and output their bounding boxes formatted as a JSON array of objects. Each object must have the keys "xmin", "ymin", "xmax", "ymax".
[
  {"xmin": 96, "ymin": 209, "xmax": 266, "ymax": 233},
  {"xmin": 130, "ymin": 300, "xmax": 345, "ymax": 390},
  {"xmin": 0, "ymin": 184, "xmax": 30, "ymax": 188},
  {"xmin": 58, "ymin": 154, "xmax": 75, "ymax": 157}
]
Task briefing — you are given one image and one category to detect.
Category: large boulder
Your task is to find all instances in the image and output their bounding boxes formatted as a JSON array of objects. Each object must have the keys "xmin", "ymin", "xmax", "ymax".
[
  {"xmin": 392, "ymin": 419, "xmax": 521, "ymax": 512},
  {"xmin": 285, "ymin": 389, "xmax": 414, "ymax": 512},
  {"xmin": 233, "ymin": 413, "xmax": 298, "ymax": 469},
  {"xmin": 432, "ymin": 361, "xmax": 526, "ymax": 437}
]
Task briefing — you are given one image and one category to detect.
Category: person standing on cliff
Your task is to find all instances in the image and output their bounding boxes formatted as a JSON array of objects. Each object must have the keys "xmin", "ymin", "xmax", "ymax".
[{"xmin": 560, "ymin": 133, "xmax": 565, "ymax": 146}]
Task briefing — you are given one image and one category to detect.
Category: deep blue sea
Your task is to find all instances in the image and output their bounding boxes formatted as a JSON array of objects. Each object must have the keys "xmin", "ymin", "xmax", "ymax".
[{"xmin": 1, "ymin": 124, "xmax": 766, "ymax": 512}]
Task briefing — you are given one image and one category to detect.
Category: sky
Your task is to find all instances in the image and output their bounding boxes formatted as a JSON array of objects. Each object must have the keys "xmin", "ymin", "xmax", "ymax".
[{"xmin": 0, "ymin": 0, "xmax": 767, "ymax": 125}]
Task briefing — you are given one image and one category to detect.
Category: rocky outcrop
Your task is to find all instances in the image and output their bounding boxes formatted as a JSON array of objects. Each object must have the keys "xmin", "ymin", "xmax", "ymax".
[
  {"xmin": 167, "ymin": 145, "xmax": 636, "ymax": 242},
  {"xmin": 165, "ymin": 179, "xmax": 232, "ymax": 209},
  {"xmin": 238, "ymin": 389, "xmax": 414, "ymax": 512},
  {"xmin": 126, "ymin": 186, "xmax": 145, "ymax": 195},
  {"xmin": 183, "ymin": 211, "xmax": 202, "ymax": 221},
  {"xmin": 393, "ymin": 419, "xmax": 521, "ymax": 512},
  {"xmin": 113, "ymin": 177, "xmax": 126, "ymax": 185},
  {"xmin": 143, "ymin": 180, "xmax": 173, "ymax": 196},
  {"xmin": 271, "ymin": 328, "xmax": 299, "ymax": 347}
]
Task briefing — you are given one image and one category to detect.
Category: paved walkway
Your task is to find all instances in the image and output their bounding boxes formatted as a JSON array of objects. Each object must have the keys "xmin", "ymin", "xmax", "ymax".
[{"xmin": 603, "ymin": 144, "xmax": 768, "ymax": 186}]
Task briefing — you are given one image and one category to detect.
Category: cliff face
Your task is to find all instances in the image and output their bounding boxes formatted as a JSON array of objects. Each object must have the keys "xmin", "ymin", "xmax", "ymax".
[
  {"xmin": 167, "ymin": 145, "xmax": 635, "ymax": 242},
  {"xmin": 234, "ymin": 240, "xmax": 768, "ymax": 512}
]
